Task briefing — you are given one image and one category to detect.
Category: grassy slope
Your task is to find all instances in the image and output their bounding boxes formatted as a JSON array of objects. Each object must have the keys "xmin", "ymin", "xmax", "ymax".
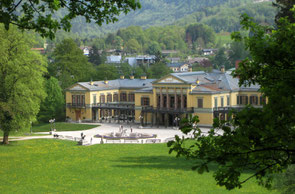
[{"xmin": 0, "ymin": 139, "xmax": 278, "ymax": 193}]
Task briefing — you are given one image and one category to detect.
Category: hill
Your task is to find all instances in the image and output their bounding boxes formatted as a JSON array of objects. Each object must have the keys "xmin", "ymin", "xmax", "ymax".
[{"xmin": 57, "ymin": 0, "xmax": 277, "ymax": 38}]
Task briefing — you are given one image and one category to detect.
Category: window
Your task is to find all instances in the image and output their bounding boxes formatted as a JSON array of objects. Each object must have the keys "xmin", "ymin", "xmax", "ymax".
[
  {"xmin": 214, "ymin": 97, "xmax": 218, "ymax": 108},
  {"xmin": 113, "ymin": 93, "xmax": 118, "ymax": 102},
  {"xmin": 128, "ymin": 93, "xmax": 135, "ymax": 102},
  {"xmin": 93, "ymin": 94, "xmax": 97, "ymax": 104},
  {"xmin": 141, "ymin": 97, "xmax": 150, "ymax": 106},
  {"xmin": 120, "ymin": 92, "xmax": 127, "ymax": 101},
  {"xmin": 81, "ymin": 95, "xmax": 85, "ymax": 105},
  {"xmin": 100, "ymin": 95, "xmax": 105, "ymax": 103},
  {"xmin": 237, "ymin": 95, "xmax": 248, "ymax": 105},
  {"xmin": 227, "ymin": 95, "xmax": 230, "ymax": 106},
  {"xmin": 250, "ymin": 95, "xmax": 258, "ymax": 105},
  {"xmin": 197, "ymin": 98, "xmax": 203, "ymax": 108},
  {"xmin": 221, "ymin": 97, "xmax": 224, "ymax": 107},
  {"xmin": 107, "ymin": 94, "xmax": 112, "ymax": 102}
]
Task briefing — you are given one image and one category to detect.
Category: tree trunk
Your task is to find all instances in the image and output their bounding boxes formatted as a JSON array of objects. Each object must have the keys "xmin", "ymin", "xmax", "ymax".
[{"xmin": 2, "ymin": 131, "xmax": 9, "ymax": 145}]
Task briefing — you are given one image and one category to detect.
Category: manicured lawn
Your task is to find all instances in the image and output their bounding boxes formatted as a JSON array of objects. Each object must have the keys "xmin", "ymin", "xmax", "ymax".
[
  {"xmin": 32, "ymin": 122, "xmax": 99, "ymax": 132},
  {"xmin": 0, "ymin": 140, "xmax": 278, "ymax": 193}
]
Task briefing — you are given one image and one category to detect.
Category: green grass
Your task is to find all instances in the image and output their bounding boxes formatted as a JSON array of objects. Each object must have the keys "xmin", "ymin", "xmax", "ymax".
[
  {"xmin": 32, "ymin": 122, "xmax": 99, "ymax": 132},
  {"xmin": 216, "ymin": 32, "xmax": 233, "ymax": 46},
  {"xmin": 0, "ymin": 140, "xmax": 278, "ymax": 193},
  {"xmin": 0, "ymin": 122, "xmax": 99, "ymax": 138}
]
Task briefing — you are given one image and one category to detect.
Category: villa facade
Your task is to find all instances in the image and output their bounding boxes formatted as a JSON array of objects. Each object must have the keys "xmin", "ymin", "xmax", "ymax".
[{"xmin": 66, "ymin": 68, "xmax": 263, "ymax": 127}]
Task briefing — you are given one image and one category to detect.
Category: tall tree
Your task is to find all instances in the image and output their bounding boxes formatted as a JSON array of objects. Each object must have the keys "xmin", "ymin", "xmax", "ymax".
[
  {"xmin": 228, "ymin": 41, "xmax": 250, "ymax": 66},
  {"xmin": 150, "ymin": 62, "xmax": 172, "ymax": 79},
  {"xmin": 147, "ymin": 41, "xmax": 162, "ymax": 55},
  {"xmin": 0, "ymin": 25, "xmax": 47, "ymax": 144},
  {"xmin": 95, "ymin": 64, "xmax": 119, "ymax": 81},
  {"xmin": 49, "ymin": 39, "xmax": 95, "ymax": 90},
  {"xmin": 125, "ymin": 39, "xmax": 141, "ymax": 54},
  {"xmin": 186, "ymin": 23, "xmax": 216, "ymax": 48},
  {"xmin": 0, "ymin": 0, "xmax": 141, "ymax": 38},
  {"xmin": 213, "ymin": 47, "xmax": 231, "ymax": 69},
  {"xmin": 38, "ymin": 77, "xmax": 65, "ymax": 123},
  {"xmin": 88, "ymin": 46, "xmax": 102, "ymax": 66},
  {"xmin": 168, "ymin": 14, "xmax": 295, "ymax": 190}
]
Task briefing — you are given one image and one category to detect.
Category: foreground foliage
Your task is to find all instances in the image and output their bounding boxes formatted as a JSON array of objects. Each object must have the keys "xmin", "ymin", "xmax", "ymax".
[
  {"xmin": 168, "ymin": 13, "xmax": 295, "ymax": 190},
  {"xmin": 0, "ymin": 0, "xmax": 141, "ymax": 38},
  {"xmin": 0, "ymin": 140, "xmax": 278, "ymax": 193}
]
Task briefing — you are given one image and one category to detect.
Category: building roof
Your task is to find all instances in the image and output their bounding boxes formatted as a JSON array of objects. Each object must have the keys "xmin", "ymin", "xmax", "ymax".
[
  {"xmin": 68, "ymin": 70, "xmax": 260, "ymax": 94},
  {"xmin": 68, "ymin": 78, "xmax": 156, "ymax": 92},
  {"xmin": 167, "ymin": 62, "xmax": 188, "ymax": 68}
]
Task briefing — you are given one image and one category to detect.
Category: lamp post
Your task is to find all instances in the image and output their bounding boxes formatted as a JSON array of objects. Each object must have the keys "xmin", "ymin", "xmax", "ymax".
[
  {"xmin": 53, "ymin": 118, "xmax": 55, "ymax": 131},
  {"xmin": 49, "ymin": 119, "xmax": 54, "ymax": 134}
]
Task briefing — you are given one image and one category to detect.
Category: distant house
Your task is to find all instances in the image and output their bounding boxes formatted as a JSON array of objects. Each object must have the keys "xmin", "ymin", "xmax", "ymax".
[
  {"xmin": 124, "ymin": 55, "xmax": 155, "ymax": 67},
  {"xmin": 136, "ymin": 55, "xmax": 155, "ymax": 66},
  {"xmin": 106, "ymin": 55, "xmax": 122, "ymax": 63},
  {"xmin": 80, "ymin": 46, "xmax": 91, "ymax": 56},
  {"xmin": 202, "ymin": 49, "xmax": 217, "ymax": 56},
  {"xmin": 188, "ymin": 57, "xmax": 212, "ymax": 68},
  {"xmin": 167, "ymin": 62, "xmax": 191, "ymax": 72},
  {"xmin": 106, "ymin": 49, "xmax": 123, "ymax": 55},
  {"xmin": 125, "ymin": 57, "xmax": 137, "ymax": 66},
  {"xmin": 167, "ymin": 57, "xmax": 181, "ymax": 63}
]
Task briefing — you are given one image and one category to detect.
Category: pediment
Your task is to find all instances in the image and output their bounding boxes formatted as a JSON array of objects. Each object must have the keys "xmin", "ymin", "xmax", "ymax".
[
  {"xmin": 69, "ymin": 84, "xmax": 87, "ymax": 91},
  {"xmin": 156, "ymin": 75, "xmax": 184, "ymax": 84}
]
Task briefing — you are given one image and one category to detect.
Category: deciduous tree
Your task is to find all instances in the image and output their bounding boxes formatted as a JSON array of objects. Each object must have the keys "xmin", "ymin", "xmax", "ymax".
[
  {"xmin": 0, "ymin": 25, "xmax": 47, "ymax": 144},
  {"xmin": 49, "ymin": 38, "xmax": 95, "ymax": 90},
  {"xmin": 38, "ymin": 77, "xmax": 64, "ymax": 123}
]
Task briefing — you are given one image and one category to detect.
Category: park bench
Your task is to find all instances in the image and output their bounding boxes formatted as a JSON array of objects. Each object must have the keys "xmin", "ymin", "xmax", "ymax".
[
  {"xmin": 124, "ymin": 139, "xmax": 139, "ymax": 144},
  {"xmin": 106, "ymin": 139, "xmax": 122, "ymax": 144}
]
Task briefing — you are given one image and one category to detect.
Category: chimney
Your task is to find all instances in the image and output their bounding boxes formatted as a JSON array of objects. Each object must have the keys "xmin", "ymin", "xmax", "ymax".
[
  {"xmin": 90, "ymin": 79, "xmax": 94, "ymax": 85},
  {"xmin": 140, "ymin": 74, "xmax": 147, "ymax": 80},
  {"xmin": 196, "ymin": 78, "xmax": 200, "ymax": 85},
  {"xmin": 220, "ymin": 65, "xmax": 225, "ymax": 73},
  {"xmin": 130, "ymin": 75, "xmax": 134, "ymax": 80},
  {"xmin": 104, "ymin": 78, "xmax": 108, "ymax": 84},
  {"xmin": 120, "ymin": 75, "xmax": 125, "ymax": 79}
]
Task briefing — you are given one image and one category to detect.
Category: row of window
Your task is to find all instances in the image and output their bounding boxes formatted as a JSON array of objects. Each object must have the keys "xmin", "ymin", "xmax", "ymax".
[
  {"xmin": 237, "ymin": 95, "xmax": 265, "ymax": 105},
  {"xmin": 74, "ymin": 94, "xmax": 264, "ymax": 107},
  {"xmin": 197, "ymin": 95, "xmax": 265, "ymax": 108},
  {"xmin": 92, "ymin": 93, "xmax": 135, "ymax": 104}
]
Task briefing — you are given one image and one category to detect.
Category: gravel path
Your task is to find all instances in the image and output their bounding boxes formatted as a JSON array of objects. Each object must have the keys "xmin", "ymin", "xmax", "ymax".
[{"xmin": 7, "ymin": 123, "xmax": 212, "ymax": 145}]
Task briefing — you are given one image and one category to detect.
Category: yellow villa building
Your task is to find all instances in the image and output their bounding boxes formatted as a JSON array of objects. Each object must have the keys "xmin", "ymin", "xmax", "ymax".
[{"xmin": 66, "ymin": 68, "xmax": 263, "ymax": 127}]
